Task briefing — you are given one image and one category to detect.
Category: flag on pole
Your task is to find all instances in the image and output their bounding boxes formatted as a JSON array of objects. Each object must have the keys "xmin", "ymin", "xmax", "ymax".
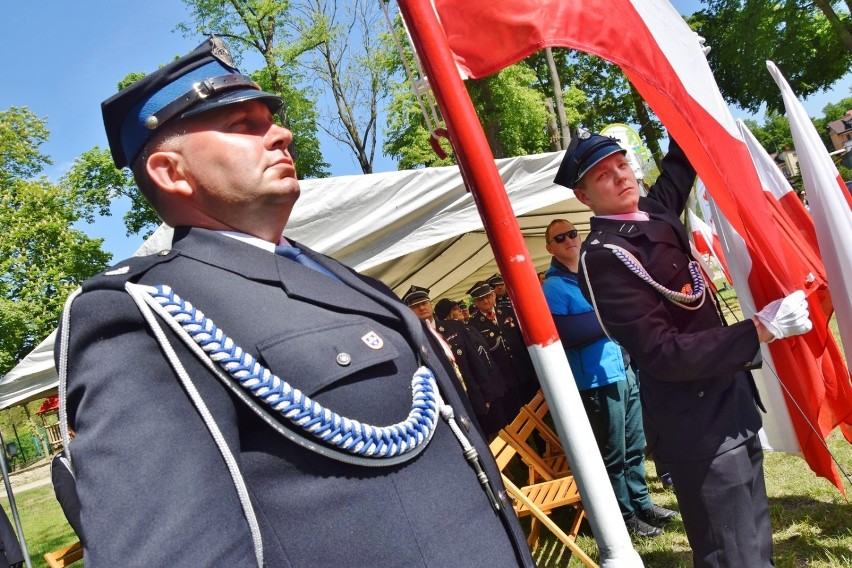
[
  {"xmin": 737, "ymin": 119, "xmax": 824, "ymax": 266},
  {"xmin": 431, "ymin": 0, "xmax": 852, "ymax": 490},
  {"xmin": 768, "ymin": 61, "xmax": 852, "ymax": 367},
  {"xmin": 688, "ymin": 192, "xmax": 732, "ymax": 284}
]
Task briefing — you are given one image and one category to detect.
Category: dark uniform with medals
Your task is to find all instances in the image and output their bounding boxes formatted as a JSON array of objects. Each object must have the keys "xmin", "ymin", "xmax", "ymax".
[
  {"xmin": 56, "ymin": 38, "xmax": 534, "ymax": 568},
  {"xmin": 560, "ymin": 131, "xmax": 772, "ymax": 567},
  {"xmin": 467, "ymin": 281, "xmax": 538, "ymax": 420},
  {"xmin": 434, "ymin": 298, "xmax": 509, "ymax": 436}
]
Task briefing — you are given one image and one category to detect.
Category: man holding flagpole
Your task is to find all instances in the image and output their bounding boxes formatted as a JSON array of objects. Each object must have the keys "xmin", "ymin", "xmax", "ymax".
[{"xmin": 555, "ymin": 128, "xmax": 812, "ymax": 567}]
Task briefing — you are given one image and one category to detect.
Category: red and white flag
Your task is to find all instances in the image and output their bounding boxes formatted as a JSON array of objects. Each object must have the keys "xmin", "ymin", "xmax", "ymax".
[
  {"xmin": 768, "ymin": 61, "xmax": 852, "ymax": 366},
  {"xmin": 428, "ymin": 0, "xmax": 852, "ymax": 490},
  {"xmin": 687, "ymin": 207, "xmax": 731, "ymax": 285}
]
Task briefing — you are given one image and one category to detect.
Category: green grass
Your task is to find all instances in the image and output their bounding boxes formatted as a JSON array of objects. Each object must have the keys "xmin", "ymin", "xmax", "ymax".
[
  {"xmin": 1, "ymin": 440, "xmax": 850, "ymax": 567},
  {"xmin": 1, "ymin": 485, "xmax": 77, "ymax": 568}
]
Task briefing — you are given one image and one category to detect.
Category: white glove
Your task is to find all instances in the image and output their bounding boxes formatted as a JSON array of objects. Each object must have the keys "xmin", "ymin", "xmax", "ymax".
[
  {"xmin": 756, "ymin": 290, "xmax": 813, "ymax": 341},
  {"xmin": 695, "ymin": 33, "xmax": 711, "ymax": 56}
]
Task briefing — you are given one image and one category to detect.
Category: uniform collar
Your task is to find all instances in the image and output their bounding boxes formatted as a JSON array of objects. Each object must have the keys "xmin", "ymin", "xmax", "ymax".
[{"xmin": 216, "ymin": 230, "xmax": 280, "ymax": 253}]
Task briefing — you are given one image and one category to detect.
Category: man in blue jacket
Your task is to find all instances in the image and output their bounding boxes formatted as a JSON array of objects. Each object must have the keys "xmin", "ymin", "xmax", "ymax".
[{"xmin": 542, "ymin": 218, "xmax": 676, "ymax": 537}]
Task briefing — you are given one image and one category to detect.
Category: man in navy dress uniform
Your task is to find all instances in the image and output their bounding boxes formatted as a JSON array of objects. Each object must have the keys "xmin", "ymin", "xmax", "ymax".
[
  {"xmin": 56, "ymin": 37, "xmax": 533, "ymax": 567},
  {"xmin": 467, "ymin": 281, "xmax": 538, "ymax": 417},
  {"xmin": 556, "ymin": 128, "xmax": 811, "ymax": 567}
]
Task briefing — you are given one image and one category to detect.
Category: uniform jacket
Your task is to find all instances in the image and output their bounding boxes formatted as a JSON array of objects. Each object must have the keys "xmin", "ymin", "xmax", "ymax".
[
  {"xmin": 542, "ymin": 262, "xmax": 626, "ymax": 391},
  {"xmin": 469, "ymin": 307, "xmax": 535, "ymax": 390},
  {"xmin": 578, "ymin": 144, "xmax": 764, "ymax": 463},
  {"xmin": 436, "ymin": 319, "xmax": 508, "ymax": 433},
  {"xmin": 58, "ymin": 227, "xmax": 533, "ymax": 567},
  {"xmin": 51, "ymin": 450, "xmax": 84, "ymax": 541}
]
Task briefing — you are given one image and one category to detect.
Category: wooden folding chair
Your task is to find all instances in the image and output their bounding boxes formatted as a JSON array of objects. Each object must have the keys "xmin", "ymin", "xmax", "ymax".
[
  {"xmin": 490, "ymin": 434, "xmax": 596, "ymax": 567},
  {"xmin": 43, "ymin": 540, "xmax": 83, "ymax": 568},
  {"xmin": 502, "ymin": 403, "xmax": 570, "ymax": 483},
  {"xmin": 520, "ymin": 391, "xmax": 571, "ymax": 478}
]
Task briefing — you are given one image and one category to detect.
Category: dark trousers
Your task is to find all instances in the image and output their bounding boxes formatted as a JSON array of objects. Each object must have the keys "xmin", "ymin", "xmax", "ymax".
[
  {"xmin": 580, "ymin": 367, "xmax": 651, "ymax": 518},
  {"xmin": 658, "ymin": 435, "xmax": 773, "ymax": 568}
]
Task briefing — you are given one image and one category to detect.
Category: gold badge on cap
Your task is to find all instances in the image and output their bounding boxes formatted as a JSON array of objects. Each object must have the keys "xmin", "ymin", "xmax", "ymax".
[{"xmin": 210, "ymin": 36, "xmax": 235, "ymax": 69}]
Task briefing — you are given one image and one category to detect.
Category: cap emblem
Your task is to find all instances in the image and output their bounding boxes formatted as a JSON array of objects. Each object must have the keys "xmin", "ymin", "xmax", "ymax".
[{"xmin": 210, "ymin": 36, "xmax": 235, "ymax": 69}]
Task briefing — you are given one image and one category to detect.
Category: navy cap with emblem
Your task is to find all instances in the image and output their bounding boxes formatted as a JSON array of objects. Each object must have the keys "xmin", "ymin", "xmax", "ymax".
[
  {"xmin": 554, "ymin": 128, "xmax": 627, "ymax": 189},
  {"xmin": 102, "ymin": 36, "xmax": 284, "ymax": 169},
  {"xmin": 486, "ymin": 273, "xmax": 504, "ymax": 287},
  {"xmin": 457, "ymin": 300, "xmax": 469, "ymax": 311},
  {"xmin": 402, "ymin": 285, "xmax": 431, "ymax": 306},
  {"xmin": 467, "ymin": 281, "xmax": 493, "ymax": 299}
]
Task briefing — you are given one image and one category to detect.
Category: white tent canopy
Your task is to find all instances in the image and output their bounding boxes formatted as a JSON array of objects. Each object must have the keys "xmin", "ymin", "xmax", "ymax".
[{"xmin": 0, "ymin": 151, "xmax": 589, "ymax": 409}]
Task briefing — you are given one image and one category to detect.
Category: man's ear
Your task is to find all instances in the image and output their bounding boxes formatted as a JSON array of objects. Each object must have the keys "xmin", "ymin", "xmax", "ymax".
[
  {"xmin": 574, "ymin": 188, "xmax": 592, "ymax": 208},
  {"xmin": 146, "ymin": 151, "xmax": 193, "ymax": 197}
]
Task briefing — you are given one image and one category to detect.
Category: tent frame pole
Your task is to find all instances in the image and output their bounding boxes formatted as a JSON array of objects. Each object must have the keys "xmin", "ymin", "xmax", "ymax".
[
  {"xmin": 0, "ymin": 431, "xmax": 34, "ymax": 568},
  {"xmin": 396, "ymin": 2, "xmax": 642, "ymax": 565}
]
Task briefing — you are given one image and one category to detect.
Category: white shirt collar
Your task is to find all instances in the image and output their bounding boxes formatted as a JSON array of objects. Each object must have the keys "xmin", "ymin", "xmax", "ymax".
[
  {"xmin": 597, "ymin": 211, "xmax": 650, "ymax": 222},
  {"xmin": 216, "ymin": 230, "xmax": 284, "ymax": 253}
]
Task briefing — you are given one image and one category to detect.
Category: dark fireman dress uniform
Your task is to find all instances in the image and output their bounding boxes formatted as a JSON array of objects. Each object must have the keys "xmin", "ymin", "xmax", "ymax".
[
  {"xmin": 435, "ymin": 315, "xmax": 509, "ymax": 437},
  {"xmin": 573, "ymin": 139, "xmax": 772, "ymax": 566},
  {"xmin": 467, "ymin": 282, "xmax": 538, "ymax": 423},
  {"xmin": 55, "ymin": 37, "xmax": 534, "ymax": 568}
]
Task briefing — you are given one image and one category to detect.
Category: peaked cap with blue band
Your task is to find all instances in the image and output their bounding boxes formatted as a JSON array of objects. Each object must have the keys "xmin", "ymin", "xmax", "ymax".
[
  {"xmin": 554, "ymin": 128, "xmax": 627, "ymax": 188},
  {"xmin": 102, "ymin": 36, "xmax": 283, "ymax": 169}
]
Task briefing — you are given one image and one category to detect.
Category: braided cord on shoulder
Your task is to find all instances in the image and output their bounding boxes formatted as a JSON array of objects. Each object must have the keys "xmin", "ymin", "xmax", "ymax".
[
  {"xmin": 139, "ymin": 284, "xmax": 439, "ymax": 459},
  {"xmin": 604, "ymin": 244, "xmax": 706, "ymax": 311}
]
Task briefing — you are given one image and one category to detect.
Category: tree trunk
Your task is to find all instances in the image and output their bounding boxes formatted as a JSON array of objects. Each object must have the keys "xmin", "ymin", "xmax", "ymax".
[
  {"xmin": 545, "ymin": 48, "xmax": 571, "ymax": 146},
  {"xmin": 545, "ymin": 98, "xmax": 562, "ymax": 151},
  {"xmin": 471, "ymin": 78, "xmax": 506, "ymax": 158},
  {"xmin": 813, "ymin": 0, "xmax": 852, "ymax": 53},
  {"xmin": 629, "ymin": 85, "xmax": 663, "ymax": 169}
]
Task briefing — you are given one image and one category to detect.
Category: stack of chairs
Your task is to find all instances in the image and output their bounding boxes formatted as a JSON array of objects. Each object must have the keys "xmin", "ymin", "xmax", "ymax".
[{"xmin": 489, "ymin": 391, "xmax": 597, "ymax": 567}]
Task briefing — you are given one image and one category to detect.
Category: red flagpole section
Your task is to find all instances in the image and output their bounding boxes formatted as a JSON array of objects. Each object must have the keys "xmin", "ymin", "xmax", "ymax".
[
  {"xmin": 397, "ymin": 2, "xmax": 643, "ymax": 565},
  {"xmin": 395, "ymin": 1, "xmax": 556, "ymax": 350}
]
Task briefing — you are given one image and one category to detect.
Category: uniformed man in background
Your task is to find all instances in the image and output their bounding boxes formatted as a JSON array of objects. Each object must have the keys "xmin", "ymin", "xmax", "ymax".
[
  {"xmin": 57, "ymin": 37, "xmax": 534, "ymax": 567},
  {"xmin": 432, "ymin": 296, "xmax": 509, "ymax": 435},
  {"xmin": 468, "ymin": 281, "xmax": 539, "ymax": 417},
  {"xmin": 488, "ymin": 273, "xmax": 513, "ymax": 311}
]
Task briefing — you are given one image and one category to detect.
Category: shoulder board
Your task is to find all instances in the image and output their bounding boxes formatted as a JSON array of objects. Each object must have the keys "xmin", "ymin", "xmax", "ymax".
[
  {"xmin": 581, "ymin": 230, "xmax": 612, "ymax": 251},
  {"xmin": 82, "ymin": 249, "xmax": 179, "ymax": 292}
]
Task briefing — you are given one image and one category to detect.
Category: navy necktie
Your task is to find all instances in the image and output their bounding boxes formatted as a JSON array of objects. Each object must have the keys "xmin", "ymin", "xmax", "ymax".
[{"xmin": 274, "ymin": 245, "xmax": 341, "ymax": 282}]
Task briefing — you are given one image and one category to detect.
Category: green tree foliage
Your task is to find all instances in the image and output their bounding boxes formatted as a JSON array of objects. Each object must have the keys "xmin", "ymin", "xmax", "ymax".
[
  {"xmin": 742, "ymin": 111, "xmax": 794, "ymax": 154},
  {"xmin": 382, "ymin": 13, "xmax": 550, "ymax": 167},
  {"xmin": 526, "ymin": 49, "xmax": 664, "ymax": 165},
  {"xmin": 384, "ymin": 63, "xmax": 550, "ymax": 166},
  {"xmin": 0, "ymin": 107, "xmax": 111, "ymax": 375},
  {"xmin": 690, "ymin": 1, "xmax": 852, "ymax": 113},
  {"xmin": 466, "ymin": 65, "xmax": 550, "ymax": 159},
  {"xmin": 61, "ymin": 146, "xmax": 158, "ymax": 236}
]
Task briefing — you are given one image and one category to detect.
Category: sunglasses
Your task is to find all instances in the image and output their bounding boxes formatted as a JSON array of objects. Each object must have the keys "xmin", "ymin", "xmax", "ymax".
[{"xmin": 548, "ymin": 229, "xmax": 579, "ymax": 244}]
